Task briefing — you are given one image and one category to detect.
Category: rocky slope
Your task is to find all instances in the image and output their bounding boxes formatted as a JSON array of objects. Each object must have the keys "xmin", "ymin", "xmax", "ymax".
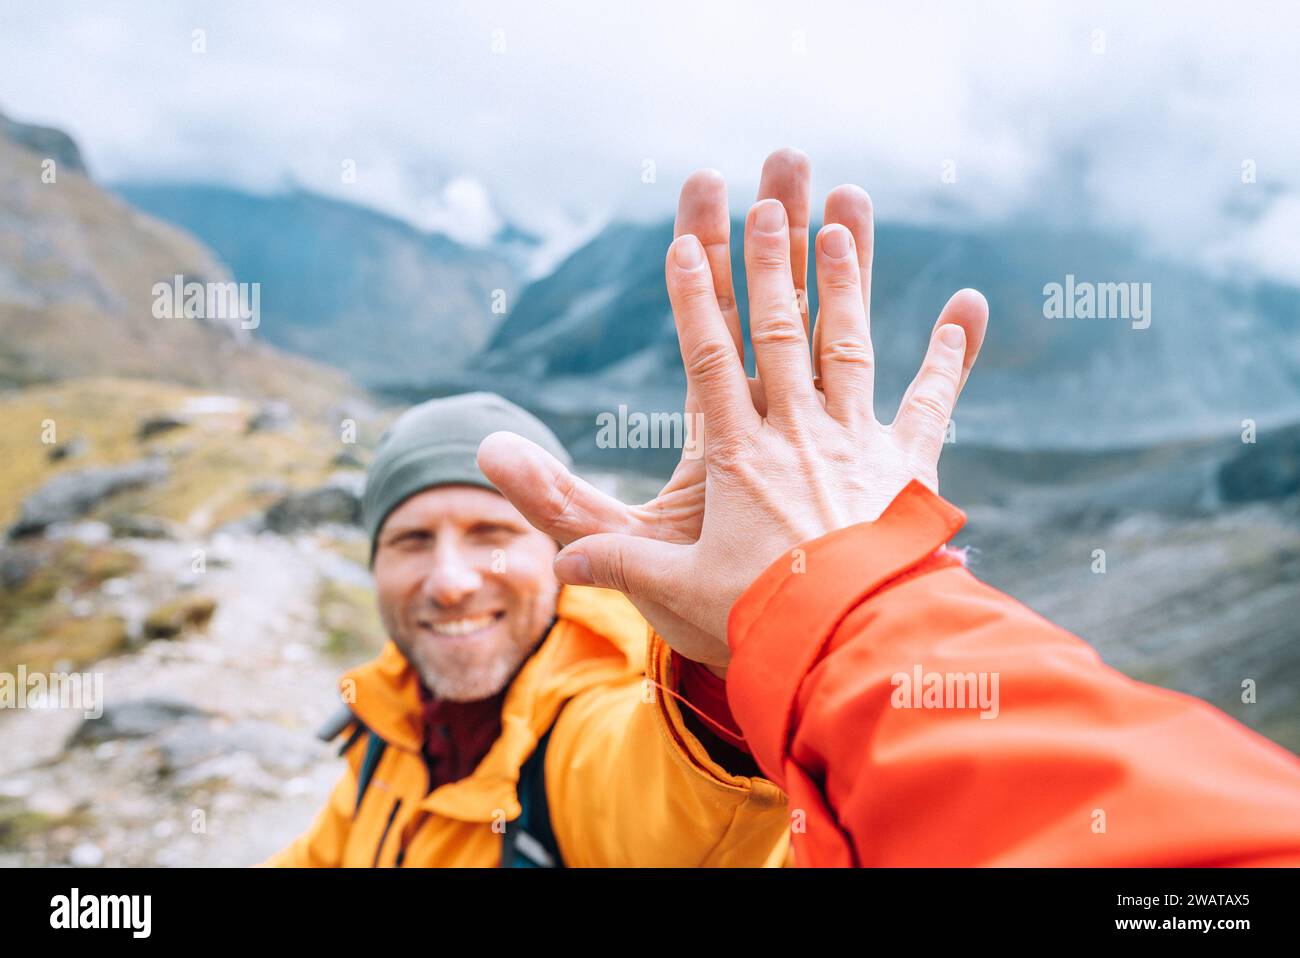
[
  {"xmin": 0, "ymin": 112, "xmax": 392, "ymax": 867},
  {"xmin": 0, "ymin": 123, "xmax": 367, "ymax": 420},
  {"xmin": 0, "ymin": 377, "xmax": 386, "ymax": 866},
  {"xmin": 941, "ymin": 423, "xmax": 1300, "ymax": 754}
]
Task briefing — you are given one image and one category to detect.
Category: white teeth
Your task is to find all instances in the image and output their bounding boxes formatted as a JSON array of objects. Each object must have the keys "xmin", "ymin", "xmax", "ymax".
[{"xmin": 428, "ymin": 614, "xmax": 497, "ymax": 637}]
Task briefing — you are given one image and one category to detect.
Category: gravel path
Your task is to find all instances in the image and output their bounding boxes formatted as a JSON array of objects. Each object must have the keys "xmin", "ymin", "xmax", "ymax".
[{"xmin": 0, "ymin": 528, "xmax": 367, "ymax": 867}]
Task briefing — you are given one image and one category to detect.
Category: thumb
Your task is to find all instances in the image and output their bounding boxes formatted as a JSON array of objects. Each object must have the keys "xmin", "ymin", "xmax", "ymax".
[
  {"xmin": 554, "ymin": 534, "xmax": 687, "ymax": 605},
  {"xmin": 477, "ymin": 430, "xmax": 631, "ymax": 544}
]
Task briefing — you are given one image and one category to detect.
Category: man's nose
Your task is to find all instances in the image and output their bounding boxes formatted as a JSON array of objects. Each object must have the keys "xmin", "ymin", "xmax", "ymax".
[{"xmin": 420, "ymin": 544, "xmax": 484, "ymax": 607}]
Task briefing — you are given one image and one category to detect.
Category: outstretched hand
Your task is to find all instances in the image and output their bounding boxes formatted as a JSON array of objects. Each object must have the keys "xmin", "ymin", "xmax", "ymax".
[
  {"xmin": 479, "ymin": 150, "xmax": 987, "ymax": 672},
  {"xmin": 477, "ymin": 149, "xmax": 826, "ymax": 671}
]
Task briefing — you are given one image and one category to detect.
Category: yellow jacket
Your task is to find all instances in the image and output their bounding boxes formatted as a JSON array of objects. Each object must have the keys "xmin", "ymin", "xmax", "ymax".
[{"xmin": 265, "ymin": 586, "xmax": 792, "ymax": 867}]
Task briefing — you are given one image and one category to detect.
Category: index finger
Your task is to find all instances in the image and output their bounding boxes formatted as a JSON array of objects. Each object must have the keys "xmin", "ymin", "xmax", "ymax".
[
  {"xmin": 666, "ymin": 234, "xmax": 760, "ymax": 443},
  {"xmin": 675, "ymin": 169, "xmax": 743, "ymax": 359}
]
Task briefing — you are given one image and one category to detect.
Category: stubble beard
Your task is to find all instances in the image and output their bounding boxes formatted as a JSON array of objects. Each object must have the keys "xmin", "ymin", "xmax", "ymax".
[
  {"xmin": 402, "ymin": 584, "xmax": 559, "ymax": 703},
  {"xmin": 410, "ymin": 632, "xmax": 533, "ymax": 702}
]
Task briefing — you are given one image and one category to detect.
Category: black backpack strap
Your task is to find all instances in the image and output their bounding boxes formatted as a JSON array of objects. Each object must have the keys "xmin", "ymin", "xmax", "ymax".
[
  {"xmin": 316, "ymin": 704, "xmax": 385, "ymax": 816},
  {"xmin": 316, "ymin": 704, "xmax": 356, "ymax": 744},
  {"xmin": 314, "ymin": 703, "xmax": 386, "ymax": 817},
  {"xmin": 502, "ymin": 723, "xmax": 563, "ymax": 868},
  {"xmin": 354, "ymin": 730, "xmax": 388, "ymax": 816},
  {"xmin": 336, "ymin": 721, "xmax": 366, "ymax": 758}
]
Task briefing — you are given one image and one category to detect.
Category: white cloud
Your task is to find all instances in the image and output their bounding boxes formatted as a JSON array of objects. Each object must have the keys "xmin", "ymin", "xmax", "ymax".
[
  {"xmin": 0, "ymin": 0, "xmax": 1296, "ymax": 280},
  {"xmin": 1209, "ymin": 194, "xmax": 1300, "ymax": 287}
]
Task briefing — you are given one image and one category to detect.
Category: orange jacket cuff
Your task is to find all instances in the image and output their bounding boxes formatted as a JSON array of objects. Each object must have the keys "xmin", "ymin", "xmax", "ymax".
[{"xmin": 725, "ymin": 479, "xmax": 968, "ymax": 786}]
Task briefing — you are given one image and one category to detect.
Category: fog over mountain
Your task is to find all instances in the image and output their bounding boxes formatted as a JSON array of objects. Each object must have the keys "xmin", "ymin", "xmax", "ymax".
[
  {"xmin": 4, "ymin": 0, "xmax": 1295, "ymax": 448},
  {"xmin": 1, "ymin": 1, "xmax": 1296, "ymax": 286}
]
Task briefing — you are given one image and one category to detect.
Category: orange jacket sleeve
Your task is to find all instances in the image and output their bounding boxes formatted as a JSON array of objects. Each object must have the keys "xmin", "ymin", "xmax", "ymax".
[{"xmin": 725, "ymin": 480, "xmax": 1300, "ymax": 867}]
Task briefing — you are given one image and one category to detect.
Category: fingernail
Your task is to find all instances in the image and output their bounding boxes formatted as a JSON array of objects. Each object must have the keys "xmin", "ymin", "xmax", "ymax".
[
  {"xmin": 822, "ymin": 225, "xmax": 850, "ymax": 259},
  {"xmin": 753, "ymin": 199, "xmax": 786, "ymax": 233},
  {"xmin": 673, "ymin": 235, "xmax": 704, "ymax": 269},
  {"xmin": 555, "ymin": 551, "xmax": 593, "ymax": 585},
  {"xmin": 939, "ymin": 324, "xmax": 966, "ymax": 349}
]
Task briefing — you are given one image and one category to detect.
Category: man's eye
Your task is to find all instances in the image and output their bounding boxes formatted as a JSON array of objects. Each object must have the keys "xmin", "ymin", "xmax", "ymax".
[
  {"xmin": 393, "ymin": 532, "xmax": 432, "ymax": 549},
  {"xmin": 469, "ymin": 525, "xmax": 517, "ymax": 543}
]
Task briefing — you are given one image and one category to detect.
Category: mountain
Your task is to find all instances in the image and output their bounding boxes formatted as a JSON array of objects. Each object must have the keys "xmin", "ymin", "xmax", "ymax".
[
  {"xmin": 0, "ymin": 121, "xmax": 363, "ymax": 418},
  {"xmin": 112, "ymin": 183, "xmax": 520, "ymax": 388},
  {"xmin": 0, "ymin": 110, "xmax": 87, "ymax": 176},
  {"xmin": 491, "ymin": 220, "xmax": 545, "ymax": 275},
  {"xmin": 460, "ymin": 217, "xmax": 1300, "ymax": 452}
]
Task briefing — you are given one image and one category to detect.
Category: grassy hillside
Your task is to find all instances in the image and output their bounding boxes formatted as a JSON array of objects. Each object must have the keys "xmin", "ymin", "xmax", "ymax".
[{"xmin": 0, "ymin": 378, "xmax": 367, "ymax": 531}]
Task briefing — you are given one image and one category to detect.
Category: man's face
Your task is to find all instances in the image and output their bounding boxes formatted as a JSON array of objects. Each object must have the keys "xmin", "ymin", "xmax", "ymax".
[{"xmin": 372, "ymin": 485, "xmax": 560, "ymax": 702}]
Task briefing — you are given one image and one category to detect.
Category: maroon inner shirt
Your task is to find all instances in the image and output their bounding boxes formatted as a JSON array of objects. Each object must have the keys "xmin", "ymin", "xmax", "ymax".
[{"xmin": 416, "ymin": 647, "xmax": 757, "ymax": 791}]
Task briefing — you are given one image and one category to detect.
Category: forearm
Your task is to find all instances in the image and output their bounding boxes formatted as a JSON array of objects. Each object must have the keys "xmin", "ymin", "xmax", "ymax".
[{"xmin": 725, "ymin": 481, "xmax": 1300, "ymax": 866}]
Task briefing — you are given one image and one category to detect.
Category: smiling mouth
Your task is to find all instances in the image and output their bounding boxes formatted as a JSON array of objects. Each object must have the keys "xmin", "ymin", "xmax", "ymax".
[{"xmin": 418, "ymin": 610, "xmax": 506, "ymax": 638}]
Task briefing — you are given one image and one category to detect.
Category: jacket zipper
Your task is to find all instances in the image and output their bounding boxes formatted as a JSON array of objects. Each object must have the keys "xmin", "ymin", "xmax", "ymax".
[
  {"xmin": 395, "ymin": 810, "xmax": 433, "ymax": 867},
  {"xmin": 394, "ymin": 751, "xmax": 437, "ymax": 867},
  {"xmin": 373, "ymin": 799, "xmax": 402, "ymax": 867}
]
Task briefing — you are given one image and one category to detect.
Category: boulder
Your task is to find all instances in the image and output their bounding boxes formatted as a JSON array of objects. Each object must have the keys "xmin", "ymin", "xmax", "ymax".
[
  {"xmin": 9, "ymin": 459, "xmax": 169, "ymax": 537},
  {"xmin": 331, "ymin": 449, "xmax": 365, "ymax": 469},
  {"xmin": 69, "ymin": 697, "xmax": 211, "ymax": 746},
  {"xmin": 157, "ymin": 719, "xmax": 315, "ymax": 778},
  {"xmin": 246, "ymin": 401, "xmax": 293, "ymax": 434},
  {"xmin": 47, "ymin": 437, "xmax": 88, "ymax": 462},
  {"xmin": 142, "ymin": 594, "xmax": 217, "ymax": 639},
  {"xmin": 137, "ymin": 415, "xmax": 188, "ymax": 441},
  {"xmin": 0, "ymin": 544, "xmax": 39, "ymax": 590},
  {"xmin": 263, "ymin": 484, "xmax": 361, "ymax": 533},
  {"xmin": 1218, "ymin": 430, "xmax": 1300, "ymax": 503},
  {"xmin": 0, "ymin": 112, "xmax": 89, "ymax": 175}
]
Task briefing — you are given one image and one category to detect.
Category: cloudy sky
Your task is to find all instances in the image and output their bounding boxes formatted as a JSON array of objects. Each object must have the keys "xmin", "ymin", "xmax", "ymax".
[{"xmin": 1, "ymin": 0, "xmax": 1296, "ymax": 280}]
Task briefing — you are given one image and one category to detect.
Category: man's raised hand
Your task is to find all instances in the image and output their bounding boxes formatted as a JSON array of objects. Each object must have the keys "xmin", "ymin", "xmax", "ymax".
[
  {"xmin": 480, "ymin": 151, "xmax": 987, "ymax": 669},
  {"xmin": 477, "ymin": 149, "xmax": 830, "ymax": 671}
]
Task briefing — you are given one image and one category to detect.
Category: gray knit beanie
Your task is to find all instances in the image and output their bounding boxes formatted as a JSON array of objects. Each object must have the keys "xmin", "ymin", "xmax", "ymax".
[{"xmin": 362, "ymin": 392, "xmax": 571, "ymax": 561}]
